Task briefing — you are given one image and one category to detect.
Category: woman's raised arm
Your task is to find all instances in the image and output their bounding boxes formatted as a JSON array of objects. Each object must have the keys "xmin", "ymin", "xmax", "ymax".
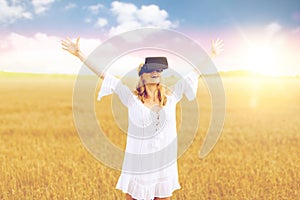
[
  {"xmin": 61, "ymin": 37, "xmax": 105, "ymax": 79},
  {"xmin": 193, "ymin": 38, "xmax": 224, "ymax": 77}
]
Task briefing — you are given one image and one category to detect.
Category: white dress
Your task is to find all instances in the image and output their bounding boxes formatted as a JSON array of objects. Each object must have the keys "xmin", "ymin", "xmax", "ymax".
[{"xmin": 97, "ymin": 71, "xmax": 198, "ymax": 200}]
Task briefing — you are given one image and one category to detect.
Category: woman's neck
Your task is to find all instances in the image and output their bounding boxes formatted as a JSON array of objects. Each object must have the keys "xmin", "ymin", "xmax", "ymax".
[{"xmin": 145, "ymin": 83, "xmax": 157, "ymax": 101}]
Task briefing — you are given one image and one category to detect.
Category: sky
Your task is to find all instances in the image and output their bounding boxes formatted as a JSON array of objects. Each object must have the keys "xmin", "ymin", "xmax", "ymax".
[{"xmin": 0, "ymin": 0, "xmax": 300, "ymax": 76}]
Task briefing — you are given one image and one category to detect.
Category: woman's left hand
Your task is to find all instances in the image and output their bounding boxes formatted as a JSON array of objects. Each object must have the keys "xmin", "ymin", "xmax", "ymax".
[
  {"xmin": 211, "ymin": 38, "xmax": 224, "ymax": 57},
  {"xmin": 62, "ymin": 37, "xmax": 81, "ymax": 57}
]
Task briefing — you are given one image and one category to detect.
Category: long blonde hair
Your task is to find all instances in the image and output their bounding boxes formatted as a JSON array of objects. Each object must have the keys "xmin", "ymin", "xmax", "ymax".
[{"xmin": 134, "ymin": 64, "xmax": 167, "ymax": 106}]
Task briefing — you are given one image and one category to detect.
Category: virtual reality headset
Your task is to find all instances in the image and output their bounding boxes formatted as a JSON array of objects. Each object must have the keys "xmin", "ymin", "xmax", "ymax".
[{"xmin": 139, "ymin": 57, "xmax": 168, "ymax": 76}]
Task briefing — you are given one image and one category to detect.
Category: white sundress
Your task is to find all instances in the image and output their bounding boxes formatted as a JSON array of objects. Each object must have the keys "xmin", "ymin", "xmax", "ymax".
[{"xmin": 97, "ymin": 71, "xmax": 199, "ymax": 200}]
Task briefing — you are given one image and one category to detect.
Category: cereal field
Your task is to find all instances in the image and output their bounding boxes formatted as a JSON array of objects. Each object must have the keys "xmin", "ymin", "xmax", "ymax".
[{"xmin": 0, "ymin": 73, "xmax": 299, "ymax": 199}]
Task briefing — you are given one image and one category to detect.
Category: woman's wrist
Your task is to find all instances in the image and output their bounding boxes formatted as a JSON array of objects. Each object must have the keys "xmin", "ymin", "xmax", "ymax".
[{"xmin": 77, "ymin": 51, "xmax": 85, "ymax": 61}]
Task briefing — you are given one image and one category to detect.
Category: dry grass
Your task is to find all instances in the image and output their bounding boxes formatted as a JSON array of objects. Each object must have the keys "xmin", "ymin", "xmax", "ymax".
[{"xmin": 0, "ymin": 74, "xmax": 299, "ymax": 199}]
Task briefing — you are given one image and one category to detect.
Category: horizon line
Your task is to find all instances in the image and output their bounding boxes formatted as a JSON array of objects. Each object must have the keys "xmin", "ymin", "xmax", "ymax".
[{"xmin": 1, "ymin": 69, "xmax": 300, "ymax": 78}]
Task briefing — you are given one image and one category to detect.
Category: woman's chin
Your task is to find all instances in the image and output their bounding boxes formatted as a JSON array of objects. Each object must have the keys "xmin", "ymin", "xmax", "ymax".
[{"xmin": 145, "ymin": 78, "xmax": 160, "ymax": 84}]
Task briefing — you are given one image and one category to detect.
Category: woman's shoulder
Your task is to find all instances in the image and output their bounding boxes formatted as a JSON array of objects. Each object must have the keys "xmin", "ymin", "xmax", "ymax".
[{"xmin": 164, "ymin": 85, "xmax": 174, "ymax": 96}]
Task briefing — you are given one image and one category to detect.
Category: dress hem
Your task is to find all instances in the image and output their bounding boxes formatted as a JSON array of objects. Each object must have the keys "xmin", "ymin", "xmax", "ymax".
[
  {"xmin": 116, "ymin": 175, "xmax": 181, "ymax": 200},
  {"xmin": 116, "ymin": 186, "xmax": 181, "ymax": 200}
]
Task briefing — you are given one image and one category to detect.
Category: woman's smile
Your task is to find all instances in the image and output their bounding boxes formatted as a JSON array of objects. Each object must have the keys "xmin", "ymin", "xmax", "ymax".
[{"xmin": 151, "ymin": 74, "xmax": 159, "ymax": 78}]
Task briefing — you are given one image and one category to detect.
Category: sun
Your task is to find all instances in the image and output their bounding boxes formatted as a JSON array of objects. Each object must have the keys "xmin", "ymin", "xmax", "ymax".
[{"xmin": 247, "ymin": 44, "xmax": 281, "ymax": 76}]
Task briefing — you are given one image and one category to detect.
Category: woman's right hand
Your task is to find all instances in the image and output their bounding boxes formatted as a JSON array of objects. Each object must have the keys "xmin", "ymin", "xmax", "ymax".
[
  {"xmin": 211, "ymin": 38, "xmax": 224, "ymax": 58},
  {"xmin": 61, "ymin": 37, "xmax": 81, "ymax": 57}
]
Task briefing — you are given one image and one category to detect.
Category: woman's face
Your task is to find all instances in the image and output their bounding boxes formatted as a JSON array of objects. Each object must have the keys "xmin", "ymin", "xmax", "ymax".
[{"xmin": 142, "ymin": 70, "xmax": 162, "ymax": 84}]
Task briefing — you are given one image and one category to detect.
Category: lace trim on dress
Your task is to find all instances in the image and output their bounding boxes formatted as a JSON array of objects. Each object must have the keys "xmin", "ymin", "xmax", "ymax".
[{"xmin": 116, "ymin": 175, "xmax": 181, "ymax": 200}]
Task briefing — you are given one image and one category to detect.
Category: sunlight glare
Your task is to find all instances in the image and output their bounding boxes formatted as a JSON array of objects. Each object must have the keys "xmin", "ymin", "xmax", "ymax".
[{"xmin": 248, "ymin": 44, "xmax": 280, "ymax": 76}]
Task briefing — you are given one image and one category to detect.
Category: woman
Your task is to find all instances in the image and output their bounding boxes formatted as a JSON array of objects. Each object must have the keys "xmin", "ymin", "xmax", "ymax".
[{"xmin": 62, "ymin": 37, "xmax": 223, "ymax": 200}]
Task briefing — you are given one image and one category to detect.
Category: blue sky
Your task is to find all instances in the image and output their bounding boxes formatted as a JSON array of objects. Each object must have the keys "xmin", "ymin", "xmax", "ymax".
[
  {"xmin": 3, "ymin": 0, "xmax": 300, "ymax": 36},
  {"xmin": 0, "ymin": 0, "xmax": 300, "ymax": 75}
]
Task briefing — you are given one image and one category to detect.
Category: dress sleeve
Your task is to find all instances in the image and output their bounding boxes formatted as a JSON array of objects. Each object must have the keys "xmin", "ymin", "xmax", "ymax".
[
  {"xmin": 172, "ymin": 70, "xmax": 199, "ymax": 103},
  {"xmin": 97, "ymin": 73, "xmax": 133, "ymax": 107}
]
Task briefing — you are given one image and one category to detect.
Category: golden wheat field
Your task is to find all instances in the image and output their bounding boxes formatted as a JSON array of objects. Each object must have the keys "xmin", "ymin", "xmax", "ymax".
[{"xmin": 0, "ymin": 72, "xmax": 299, "ymax": 200}]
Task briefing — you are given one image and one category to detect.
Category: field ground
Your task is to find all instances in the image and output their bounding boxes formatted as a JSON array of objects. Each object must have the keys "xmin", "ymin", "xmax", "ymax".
[{"xmin": 0, "ymin": 73, "xmax": 299, "ymax": 199}]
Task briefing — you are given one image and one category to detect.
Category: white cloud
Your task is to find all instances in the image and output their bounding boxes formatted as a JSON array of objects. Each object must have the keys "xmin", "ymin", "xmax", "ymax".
[
  {"xmin": 266, "ymin": 22, "xmax": 282, "ymax": 35},
  {"xmin": 109, "ymin": 1, "xmax": 178, "ymax": 36},
  {"xmin": 0, "ymin": 0, "xmax": 57, "ymax": 24},
  {"xmin": 0, "ymin": 32, "xmax": 102, "ymax": 74},
  {"xmin": 87, "ymin": 3, "xmax": 104, "ymax": 15},
  {"xmin": 64, "ymin": 2, "xmax": 77, "ymax": 10},
  {"xmin": 0, "ymin": 0, "xmax": 32, "ymax": 24},
  {"xmin": 111, "ymin": 1, "xmax": 137, "ymax": 23},
  {"xmin": 95, "ymin": 17, "xmax": 107, "ymax": 28},
  {"xmin": 137, "ymin": 5, "xmax": 173, "ymax": 27},
  {"xmin": 32, "ymin": 0, "xmax": 55, "ymax": 14}
]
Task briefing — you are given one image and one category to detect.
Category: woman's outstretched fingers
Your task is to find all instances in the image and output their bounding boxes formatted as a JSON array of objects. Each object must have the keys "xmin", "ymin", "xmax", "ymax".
[
  {"xmin": 61, "ymin": 40, "xmax": 68, "ymax": 49},
  {"xmin": 61, "ymin": 37, "xmax": 81, "ymax": 57},
  {"xmin": 211, "ymin": 38, "xmax": 224, "ymax": 57}
]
